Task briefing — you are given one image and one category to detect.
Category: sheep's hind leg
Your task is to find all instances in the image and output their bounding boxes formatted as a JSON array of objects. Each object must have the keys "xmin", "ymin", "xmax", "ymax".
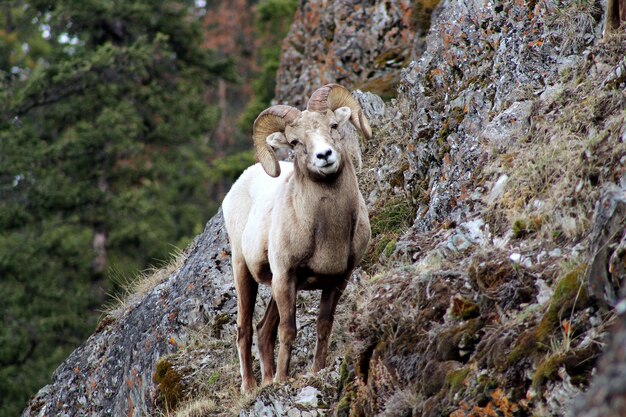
[
  {"xmin": 256, "ymin": 297, "xmax": 279, "ymax": 385},
  {"xmin": 313, "ymin": 277, "xmax": 349, "ymax": 372},
  {"xmin": 233, "ymin": 257, "xmax": 258, "ymax": 394},
  {"xmin": 273, "ymin": 276, "xmax": 297, "ymax": 383}
]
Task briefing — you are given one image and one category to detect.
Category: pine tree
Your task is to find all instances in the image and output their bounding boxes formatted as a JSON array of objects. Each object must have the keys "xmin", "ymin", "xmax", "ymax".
[
  {"xmin": 238, "ymin": 0, "xmax": 298, "ymax": 131},
  {"xmin": 0, "ymin": 1, "xmax": 233, "ymax": 415}
]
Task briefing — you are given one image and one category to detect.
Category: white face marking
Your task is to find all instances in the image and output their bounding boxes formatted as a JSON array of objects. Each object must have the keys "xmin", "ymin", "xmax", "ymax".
[{"xmin": 309, "ymin": 131, "xmax": 338, "ymax": 173}]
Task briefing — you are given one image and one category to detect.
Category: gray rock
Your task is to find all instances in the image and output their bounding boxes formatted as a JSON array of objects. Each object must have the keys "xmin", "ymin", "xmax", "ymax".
[
  {"xmin": 353, "ymin": 90, "xmax": 386, "ymax": 126},
  {"xmin": 481, "ymin": 101, "xmax": 533, "ymax": 148},
  {"xmin": 571, "ymin": 297, "xmax": 626, "ymax": 417},
  {"xmin": 539, "ymin": 83, "xmax": 564, "ymax": 105},
  {"xmin": 295, "ymin": 386, "xmax": 320, "ymax": 408},
  {"xmin": 585, "ymin": 184, "xmax": 626, "ymax": 308},
  {"xmin": 287, "ymin": 408, "xmax": 301, "ymax": 417},
  {"xmin": 22, "ymin": 212, "xmax": 235, "ymax": 417},
  {"xmin": 487, "ymin": 174, "xmax": 509, "ymax": 204},
  {"xmin": 274, "ymin": 0, "xmax": 422, "ymax": 107}
]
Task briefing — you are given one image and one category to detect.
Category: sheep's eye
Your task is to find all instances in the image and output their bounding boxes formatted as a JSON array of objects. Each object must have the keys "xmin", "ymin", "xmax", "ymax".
[
  {"xmin": 330, "ymin": 122, "xmax": 338, "ymax": 130},
  {"xmin": 290, "ymin": 139, "xmax": 300, "ymax": 146}
]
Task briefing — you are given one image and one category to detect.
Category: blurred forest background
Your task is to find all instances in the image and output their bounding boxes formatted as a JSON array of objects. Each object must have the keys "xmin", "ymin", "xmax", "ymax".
[{"xmin": 0, "ymin": 0, "xmax": 297, "ymax": 415}]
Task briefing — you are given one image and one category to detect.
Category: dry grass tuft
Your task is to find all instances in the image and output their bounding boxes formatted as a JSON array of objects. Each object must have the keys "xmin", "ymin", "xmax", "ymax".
[
  {"xmin": 170, "ymin": 397, "xmax": 217, "ymax": 417},
  {"xmin": 546, "ymin": 0, "xmax": 602, "ymax": 55},
  {"xmin": 103, "ymin": 248, "xmax": 188, "ymax": 317}
]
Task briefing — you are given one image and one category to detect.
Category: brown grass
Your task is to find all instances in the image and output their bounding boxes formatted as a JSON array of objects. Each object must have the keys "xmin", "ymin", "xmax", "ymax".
[
  {"xmin": 170, "ymin": 397, "xmax": 217, "ymax": 417},
  {"xmin": 103, "ymin": 248, "xmax": 188, "ymax": 318},
  {"xmin": 487, "ymin": 34, "xmax": 626, "ymax": 243},
  {"xmin": 545, "ymin": 0, "xmax": 602, "ymax": 55}
]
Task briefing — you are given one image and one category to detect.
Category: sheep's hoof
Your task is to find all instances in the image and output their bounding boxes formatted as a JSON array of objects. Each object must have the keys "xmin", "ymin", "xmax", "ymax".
[
  {"xmin": 240, "ymin": 378, "xmax": 257, "ymax": 395},
  {"xmin": 312, "ymin": 363, "xmax": 325, "ymax": 373},
  {"xmin": 274, "ymin": 374, "xmax": 290, "ymax": 384}
]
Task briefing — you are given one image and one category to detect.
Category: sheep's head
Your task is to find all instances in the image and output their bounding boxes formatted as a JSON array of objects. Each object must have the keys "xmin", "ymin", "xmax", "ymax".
[{"xmin": 253, "ymin": 84, "xmax": 372, "ymax": 179}]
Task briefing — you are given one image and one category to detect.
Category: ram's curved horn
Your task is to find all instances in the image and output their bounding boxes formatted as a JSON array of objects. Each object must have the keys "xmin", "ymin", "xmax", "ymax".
[
  {"xmin": 306, "ymin": 83, "xmax": 372, "ymax": 140},
  {"xmin": 253, "ymin": 105, "xmax": 301, "ymax": 177}
]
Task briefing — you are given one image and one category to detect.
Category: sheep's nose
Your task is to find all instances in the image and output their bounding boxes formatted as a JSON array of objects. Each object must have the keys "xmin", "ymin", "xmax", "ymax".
[{"xmin": 316, "ymin": 148, "xmax": 333, "ymax": 160}]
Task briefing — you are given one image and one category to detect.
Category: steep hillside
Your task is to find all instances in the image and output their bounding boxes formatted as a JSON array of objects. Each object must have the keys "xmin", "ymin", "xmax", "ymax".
[
  {"xmin": 21, "ymin": 0, "xmax": 625, "ymax": 416},
  {"xmin": 274, "ymin": 0, "xmax": 426, "ymax": 105}
]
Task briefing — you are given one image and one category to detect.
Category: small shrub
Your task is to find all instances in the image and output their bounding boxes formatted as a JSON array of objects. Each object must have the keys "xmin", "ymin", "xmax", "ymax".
[
  {"xmin": 363, "ymin": 197, "xmax": 415, "ymax": 270},
  {"xmin": 506, "ymin": 263, "xmax": 589, "ymax": 366}
]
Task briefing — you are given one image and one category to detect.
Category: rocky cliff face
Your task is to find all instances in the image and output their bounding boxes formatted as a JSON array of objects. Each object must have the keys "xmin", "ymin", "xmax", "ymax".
[
  {"xmin": 274, "ymin": 0, "xmax": 430, "ymax": 106},
  {"xmin": 21, "ymin": 214, "xmax": 235, "ymax": 417},
  {"xmin": 22, "ymin": 0, "xmax": 626, "ymax": 416}
]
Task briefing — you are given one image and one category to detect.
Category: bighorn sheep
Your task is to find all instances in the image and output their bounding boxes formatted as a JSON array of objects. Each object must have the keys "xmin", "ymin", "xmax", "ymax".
[{"xmin": 222, "ymin": 84, "xmax": 371, "ymax": 393}]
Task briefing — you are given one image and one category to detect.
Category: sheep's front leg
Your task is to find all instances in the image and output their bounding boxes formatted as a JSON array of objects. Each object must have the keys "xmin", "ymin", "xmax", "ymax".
[
  {"xmin": 273, "ymin": 274, "xmax": 297, "ymax": 383},
  {"xmin": 233, "ymin": 256, "xmax": 258, "ymax": 394},
  {"xmin": 313, "ymin": 277, "xmax": 349, "ymax": 372}
]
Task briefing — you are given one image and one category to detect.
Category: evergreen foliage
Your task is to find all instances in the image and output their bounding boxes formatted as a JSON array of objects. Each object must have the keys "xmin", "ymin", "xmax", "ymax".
[
  {"xmin": 0, "ymin": 1, "xmax": 233, "ymax": 415},
  {"xmin": 238, "ymin": 0, "xmax": 297, "ymax": 132}
]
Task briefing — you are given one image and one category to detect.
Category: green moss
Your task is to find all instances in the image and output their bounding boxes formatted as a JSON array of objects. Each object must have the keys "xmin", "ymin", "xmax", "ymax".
[
  {"xmin": 370, "ymin": 197, "xmax": 414, "ymax": 237},
  {"xmin": 445, "ymin": 367, "xmax": 470, "ymax": 395},
  {"xmin": 532, "ymin": 344, "xmax": 599, "ymax": 390},
  {"xmin": 207, "ymin": 371, "xmax": 220, "ymax": 387},
  {"xmin": 153, "ymin": 358, "xmax": 183, "ymax": 411},
  {"xmin": 338, "ymin": 353, "xmax": 358, "ymax": 398},
  {"xmin": 339, "ymin": 357, "xmax": 350, "ymax": 388},
  {"xmin": 537, "ymin": 264, "xmax": 588, "ymax": 340},
  {"xmin": 438, "ymin": 123, "xmax": 450, "ymax": 144},
  {"xmin": 511, "ymin": 216, "xmax": 543, "ymax": 239},
  {"xmin": 506, "ymin": 264, "xmax": 589, "ymax": 367},
  {"xmin": 437, "ymin": 319, "xmax": 484, "ymax": 361},
  {"xmin": 506, "ymin": 329, "xmax": 540, "ymax": 368},
  {"xmin": 437, "ymin": 136, "xmax": 452, "ymax": 161},
  {"xmin": 363, "ymin": 196, "xmax": 415, "ymax": 270},
  {"xmin": 473, "ymin": 374, "xmax": 499, "ymax": 406},
  {"xmin": 532, "ymin": 353, "xmax": 564, "ymax": 390},
  {"xmin": 383, "ymin": 239, "xmax": 397, "ymax": 258},
  {"xmin": 476, "ymin": 373, "xmax": 498, "ymax": 391},
  {"xmin": 336, "ymin": 390, "xmax": 353, "ymax": 417},
  {"xmin": 512, "ymin": 219, "xmax": 529, "ymax": 238},
  {"xmin": 336, "ymin": 353, "xmax": 357, "ymax": 417}
]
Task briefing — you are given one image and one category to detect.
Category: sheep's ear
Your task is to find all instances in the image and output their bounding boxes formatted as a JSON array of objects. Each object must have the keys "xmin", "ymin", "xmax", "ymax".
[
  {"xmin": 266, "ymin": 132, "xmax": 289, "ymax": 148},
  {"xmin": 334, "ymin": 106, "xmax": 352, "ymax": 126}
]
